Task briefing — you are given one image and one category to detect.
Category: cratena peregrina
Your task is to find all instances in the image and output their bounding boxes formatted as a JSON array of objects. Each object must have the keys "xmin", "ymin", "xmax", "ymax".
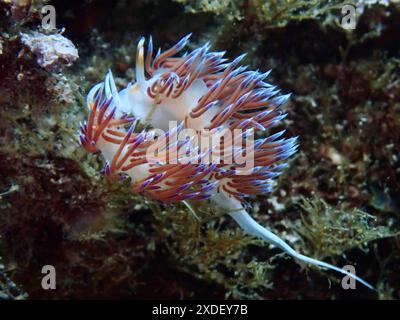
[{"xmin": 80, "ymin": 34, "xmax": 373, "ymax": 290}]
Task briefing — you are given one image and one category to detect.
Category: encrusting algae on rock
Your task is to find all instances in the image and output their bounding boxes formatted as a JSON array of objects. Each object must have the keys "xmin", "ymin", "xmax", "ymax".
[{"xmin": 20, "ymin": 31, "xmax": 79, "ymax": 71}]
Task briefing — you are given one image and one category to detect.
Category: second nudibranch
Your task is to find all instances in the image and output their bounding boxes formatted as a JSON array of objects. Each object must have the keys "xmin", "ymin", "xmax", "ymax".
[{"xmin": 81, "ymin": 34, "xmax": 374, "ymax": 290}]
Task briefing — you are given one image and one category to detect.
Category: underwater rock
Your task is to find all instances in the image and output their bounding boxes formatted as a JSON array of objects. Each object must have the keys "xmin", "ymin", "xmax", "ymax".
[
  {"xmin": 9, "ymin": 0, "xmax": 32, "ymax": 22},
  {"xmin": 0, "ymin": 0, "xmax": 50, "ymax": 24},
  {"xmin": 20, "ymin": 31, "xmax": 79, "ymax": 71}
]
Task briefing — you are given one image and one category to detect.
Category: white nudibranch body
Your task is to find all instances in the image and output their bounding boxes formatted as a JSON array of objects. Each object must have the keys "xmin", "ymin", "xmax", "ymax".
[{"xmin": 81, "ymin": 34, "xmax": 374, "ymax": 290}]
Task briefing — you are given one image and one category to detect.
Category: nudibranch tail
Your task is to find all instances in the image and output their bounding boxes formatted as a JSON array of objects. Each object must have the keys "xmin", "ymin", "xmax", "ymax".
[
  {"xmin": 214, "ymin": 192, "xmax": 374, "ymax": 290},
  {"xmin": 81, "ymin": 34, "xmax": 374, "ymax": 291}
]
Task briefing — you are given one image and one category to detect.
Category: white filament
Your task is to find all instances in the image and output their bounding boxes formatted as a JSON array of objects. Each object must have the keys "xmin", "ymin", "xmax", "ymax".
[{"xmin": 213, "ymin": 192, "xmax": 374, "ymax": 290}]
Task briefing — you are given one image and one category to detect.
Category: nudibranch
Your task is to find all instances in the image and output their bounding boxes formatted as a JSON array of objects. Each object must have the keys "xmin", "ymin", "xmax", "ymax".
[{"xmin": 80, "ymin": 34, "xmax": 373, "ymax": 289}]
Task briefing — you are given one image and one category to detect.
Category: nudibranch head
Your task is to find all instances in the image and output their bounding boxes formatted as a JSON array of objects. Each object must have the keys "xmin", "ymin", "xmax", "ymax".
[{"xmin": 81, "ymin": 34, "xmax": 297, "ymax": 204}]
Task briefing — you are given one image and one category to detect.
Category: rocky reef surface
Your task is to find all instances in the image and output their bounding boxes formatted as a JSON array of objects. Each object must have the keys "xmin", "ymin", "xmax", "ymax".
[{"xmin": 0, "ymin": 0, "xmax": 399, "ymax": 299}]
